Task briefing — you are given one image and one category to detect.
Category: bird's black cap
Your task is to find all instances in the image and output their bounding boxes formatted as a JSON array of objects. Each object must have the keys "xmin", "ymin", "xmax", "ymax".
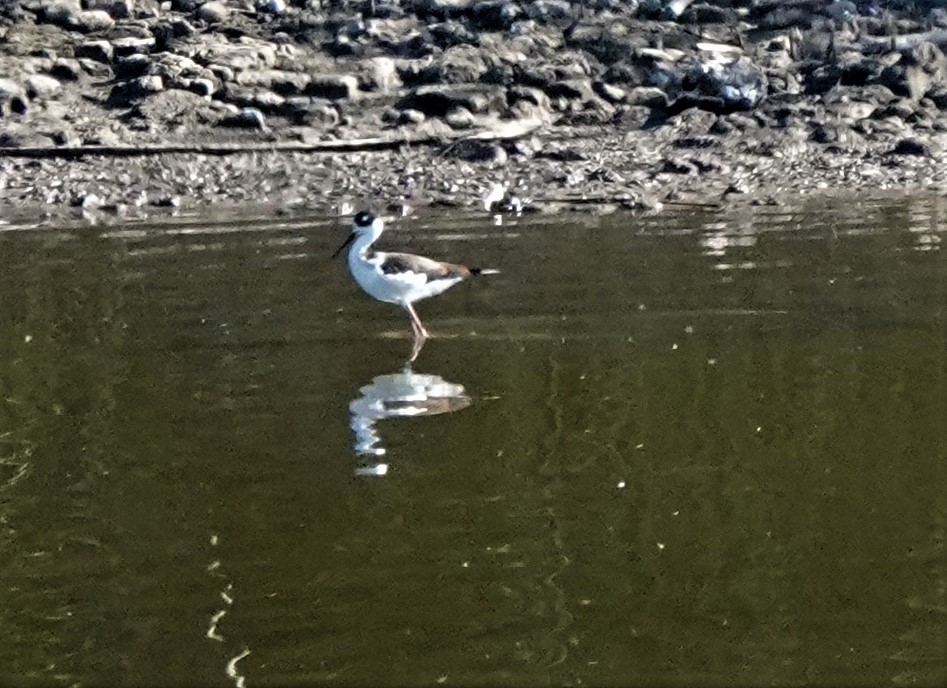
[{"xmin": 354, "ymin": 210, "xmax": 376, "ymax": 227}]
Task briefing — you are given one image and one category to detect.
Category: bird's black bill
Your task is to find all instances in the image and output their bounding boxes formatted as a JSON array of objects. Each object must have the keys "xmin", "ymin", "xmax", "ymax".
[{"xmin": 331, "ymin": 232, "xmax": 356, "ymax": 259}]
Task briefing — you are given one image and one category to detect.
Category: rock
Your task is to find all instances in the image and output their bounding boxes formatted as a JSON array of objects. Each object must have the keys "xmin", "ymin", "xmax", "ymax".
[
  {"xmin": 810, "ymin": 123, "xmax": 844, "ymax": 144},
  {"xmin": 414, "ymin": 0, "xmax": 477, "ymax": 21},
  {"xmin": 507, "ymin": 85, "xmax": 551, "ymax": 111},
  {"xmin": 236, "ymin": 70, "xmax": 311, "ymax": 96},
  {"xmin": 823, "ymin": 91, "xmax": 880, "ymax": 121},
  {"xmin": 76, "ymin": 40, "xmax": 114, "ymax": 64},
  {"xmin": 0, "ymin": 0, "xmax": 25, "ymax": 22},
  {"xmin": 545, "ymin": 78, "xmax": 596, "ymax": 101},
  {"xmin": 107, "ymin": 74, "xmax": 163, "ymax": 104},
  {"xmin": 257, "ymin": 0, "xmax": 286, "ymax": 13},
  {"xmin": 470, "ymin": 0, "xmax": 521, "ymax": 31},
  {"xmin": 537, "ymin": 145, "xmax": 586, "ymax": 161},
  {"xmin": 198, "ymin": 38, "xmax": 279, "ymax": 72},
  {"xmin": 39, "ymin": 0, "xmax": 80, "ymax": 27},
  {"xmin": 679, "ymin": 56, "xmax": 768, "ymax": 112},
  {"xmin": 424, "ymin": 20, "xmax": 478, "ymax": 51},
  {"xmin": 593, "ymin": 81, "xmax": 626, "ymax": 103},
  {"xmin": 49, "ymin": 58, "xmax": 82, "ymax": 81},
  {"xmin": 280, "ymin": 95, "xmax": 311, "ymax": 122},
  {"xmin": 750, "ymin": 1, "xmax": 818, "ymax": 30},
  {"xmin": 84, "ymin": 0, "xmax": 134, "ymax": 18},
  {"xmin": 218, "ymin": 107, "xmax": 267, "ymax": 129},
  {"xmin": 221, "ymin": 85, "xmax": 286, "ymax": 113},
  {"xmin": 673, "ymin": 135, "xmax": 717, "ymax": 149},
  {"xmin": 397, "ymin": 83, "xmax": 504, "ymax": 116},
  {"xmin": 659, "ymin": 0, "xmax": 695, "ymax": 20},
  {"xmin": 561, "ymin": 96, "xmax": 616, "ymax": 125},
  {"xmin": 853, "ymin": 112, "xmax": 906, "ymax": 137},
  {"xmin": 680, "ymin": 3, "xmax": 738, "ymax": 23},
  {"xmin": 625, "ymin": 86, "xmax": 668, "ymax": 108},
  {"xmin": 525, "ymin": 0, "xmax": 573, "ymax": 23},
  {"xmin": 75, "ymin": 9, "xmax": 115, "ymax": 31},
  {"xmin": 286, "ymin": 98, "xmax": 339, "ymax": 126},
  {"xmin": 197, "ymin": 1, "xmax": 229, "ymax": 23},
  {"xmin": 73, "ymin": 192, "xmax": 103, "ymax": 209},
  {"xmin": 133, "ymin": 88, "xmax": 221, "ymax": 126},
  {"xmin": 152, "ymin": 23, "xmax": 175, "ymax": 52},
  {"xmin": 878, "ymin": 43, "xmax": 947, "ymax": 102},
  {"xmin": 397, "ymin": 108, "xmax": 426, "ymax": 124},
  {"xmin": 188, "ymin": 78, "xmax": 216, "ymax": 97},
  {"xmin": 305, "ymin": 74, "xmax": 359, "ymax": 100},
  {"xmin": 111, "ymin": 36, "xmax": 156, "ymax": 57},
  {"xmin": 826, "ymin": 0, "xmax": 857, "ymax": 22},
  {"xmin": 450, "ymin": 46, "xmax": 498, "ymax": 84},
  {"xmin": 398, "ymin": 46, "xmax": 487, "ymax": 86},
  {"xmin": 114, "ymin": 53, "xmax": 150, "ymax": 79},
  {"xmin": 660, "ymin": 157, "xmax": 697, "ymax": 174},
  {"xmin": 151, "ymin": 195, "xmax": 181, "ymax": 208},
  {"xmin": 364, "ymin": 57, "xmax": 399, "ymax": 93},
  {"xmin": 25, "ymin": 74, "xmax": 61, "ymax": 98},
  {"xmin": 445, "ymin": 105, "xmax": 475, "ymax": 128},
  {"xmin": 873, "ymin": 100, "xmax": 917, "ymax": 121},
  {"xmin": 111, "ymin": 0, "xmax": 135, "ymax": 18},
  {"xmin": 136, "ymin": 74, "xmax": 164, "ymax": 93},
  {"xmin": 449, "ymin": 139, "xmax": 508, "ymax": 164},
  {"xmin": 77, "ymin": 57, "xmax": 112, "ymax": 78},
  {"xmin": 715, "ymin": 111, "xmax": 759, "ymax": 132},
  {"xmin": 209, "ymin": 64, "xmax": 234, "ymax": 83},
  {"xmin": 505, "ymin": 85, "xmax": 552, "ymax": 119},
  {"xmin": 567, "ymin": 25, "xmax": 644, "ymax": 67},
  {"xmin": 481, "ymin": 61, "xmax": 515, "ymax": 85},
  {"xmin": 146, "ymin": 53, "xmax": 211, "ymax": 90},
  {"xmin": 0, "ymin": 78, "xmax": 28, "ymax": 116},
  {"xmin": 51, "ymin": 128, "xmax": 80, "ymax": 146},
  {"xmin": 325, "ymin": 34, "xmax": 360, "ymax": 59},
  {"xmin": 889, "ymin": 137, "xmax": 932, "ymax": 156}
]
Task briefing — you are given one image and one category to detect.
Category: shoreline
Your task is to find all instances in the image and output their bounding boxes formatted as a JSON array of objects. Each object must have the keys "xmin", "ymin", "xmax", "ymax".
[{"xmin": 3, "ymin": 1, "xmax": 947, "ymax": 223}]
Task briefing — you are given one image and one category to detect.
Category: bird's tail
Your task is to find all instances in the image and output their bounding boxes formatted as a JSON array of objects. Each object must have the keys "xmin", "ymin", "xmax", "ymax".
[{"xmin": 470, "ymin": 268, "xmax": 500, "ymax": 276}]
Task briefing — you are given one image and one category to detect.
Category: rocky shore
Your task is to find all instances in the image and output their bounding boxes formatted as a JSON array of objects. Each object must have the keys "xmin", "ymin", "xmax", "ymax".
[{"xmin": 2, "ymin": 0, "xmax": 947, "ymax": 221}]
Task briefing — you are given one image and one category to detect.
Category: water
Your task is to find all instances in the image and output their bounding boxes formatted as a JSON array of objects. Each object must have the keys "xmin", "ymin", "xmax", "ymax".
[{"xmin": 0, "ymin": 199, "xmax": 944, "ymax": 687}]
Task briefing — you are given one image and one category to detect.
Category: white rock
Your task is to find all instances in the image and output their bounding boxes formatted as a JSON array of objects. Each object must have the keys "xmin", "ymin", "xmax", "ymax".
[
  {"xmin": 198, "ymin": 1, "xmax": 229, "ymax": 22},
  {"xmin": 76, "ymin": 9, "xmax": 116, "ymax": 31},
  {"xmin": 26, "ymin": 74, "xmax": 62, "ymax": 99}
]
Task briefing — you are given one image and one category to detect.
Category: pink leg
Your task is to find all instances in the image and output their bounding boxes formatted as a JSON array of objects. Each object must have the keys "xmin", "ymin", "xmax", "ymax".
[{"xmin": 405, "ymin": 302, "xmax": 430, "ymax": 339}]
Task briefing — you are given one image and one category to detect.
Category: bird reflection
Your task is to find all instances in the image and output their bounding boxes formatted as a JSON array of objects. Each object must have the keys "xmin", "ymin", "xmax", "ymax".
[{"xmin": 348, "ymin": 365, "xmax": 471, "ymax": 474}]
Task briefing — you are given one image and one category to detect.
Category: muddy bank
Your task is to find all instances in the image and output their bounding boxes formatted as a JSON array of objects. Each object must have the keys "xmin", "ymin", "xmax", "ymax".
[{"xmin": 3, "ymin": 0, "xmax": 947, "ymax": 222}]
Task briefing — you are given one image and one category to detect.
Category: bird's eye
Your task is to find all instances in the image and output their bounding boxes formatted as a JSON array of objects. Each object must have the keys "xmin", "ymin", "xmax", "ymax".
[{"xmin": 355, "ymin": 211, "xmax": 374, "ymax": 226}]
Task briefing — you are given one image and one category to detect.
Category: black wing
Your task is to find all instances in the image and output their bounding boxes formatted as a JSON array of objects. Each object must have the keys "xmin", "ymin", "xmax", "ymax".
[{"xmin": 379, "ymin": 253, "xmax": 470, "ymax": 281}]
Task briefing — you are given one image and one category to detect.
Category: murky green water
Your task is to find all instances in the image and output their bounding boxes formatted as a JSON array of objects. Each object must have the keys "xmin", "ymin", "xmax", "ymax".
[{"xmin": 0, "ymin": 199, "xmax": 944, "ymax": 687}]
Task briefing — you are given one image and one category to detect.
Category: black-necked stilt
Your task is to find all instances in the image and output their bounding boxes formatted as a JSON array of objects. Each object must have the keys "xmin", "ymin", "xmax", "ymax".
[{"xmin": 333, "ymin": 210, "xmax": 496, "ymax": 359}]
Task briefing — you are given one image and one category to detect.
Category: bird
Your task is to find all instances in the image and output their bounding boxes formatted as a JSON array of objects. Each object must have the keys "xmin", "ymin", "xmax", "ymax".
[{"xmin": 333, "ymin": 210, "xmax": 495, "ymax": 359}]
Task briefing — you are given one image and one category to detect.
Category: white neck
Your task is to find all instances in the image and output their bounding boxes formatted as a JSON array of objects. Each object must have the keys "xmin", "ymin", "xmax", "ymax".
[{"xmin": 348, "ymin": 218, "xmax": 385, "ymax": 261}]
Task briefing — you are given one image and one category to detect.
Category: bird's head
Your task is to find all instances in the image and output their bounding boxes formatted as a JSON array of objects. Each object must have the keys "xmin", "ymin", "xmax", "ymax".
[{"xmin": 332, "ymin": 210, "xmax": 385, "ymax": 259}]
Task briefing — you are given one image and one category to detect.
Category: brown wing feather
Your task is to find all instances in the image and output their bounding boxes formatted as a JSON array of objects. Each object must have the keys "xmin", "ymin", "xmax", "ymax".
[{"xmin": 380, "ymin": 252, "xmax": 470, "ymax": 281}]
